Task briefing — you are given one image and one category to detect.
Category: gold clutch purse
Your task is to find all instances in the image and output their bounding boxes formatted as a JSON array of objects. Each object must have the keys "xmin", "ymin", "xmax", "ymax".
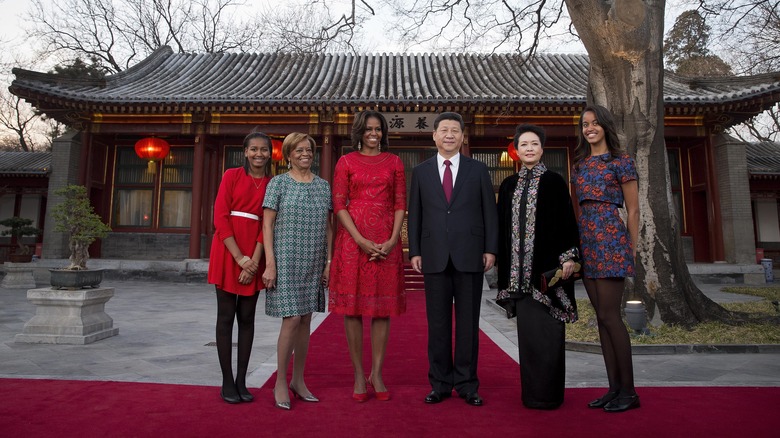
[{"xmin": 540, "ymin": 262, "xmax": 581, "ymax": 293}]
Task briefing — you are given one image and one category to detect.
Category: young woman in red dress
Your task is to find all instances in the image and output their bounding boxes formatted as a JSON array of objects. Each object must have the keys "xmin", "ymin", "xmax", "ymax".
[
  {"xmin": 328, "ymin": 111, "xmax": 407, "ymax": 402},
  {"xmin": 207, "ymin": 131, "xmax": 272, "ymax": 404}
]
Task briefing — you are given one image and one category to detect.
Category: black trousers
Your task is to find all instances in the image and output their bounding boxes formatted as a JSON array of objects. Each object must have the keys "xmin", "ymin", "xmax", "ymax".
[
  {"xmin": 423, "ymin": 259, "xmax": 483, "ymax": 396},
  {"xmin": 516, "ymin": 294, "xmax": 566, "ymax": 409}
]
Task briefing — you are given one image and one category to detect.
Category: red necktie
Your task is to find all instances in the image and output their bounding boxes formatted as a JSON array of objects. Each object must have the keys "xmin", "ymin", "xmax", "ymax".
[{"xmin": 443, "ymin": 159, "xmax": 453, "ymax": 202}]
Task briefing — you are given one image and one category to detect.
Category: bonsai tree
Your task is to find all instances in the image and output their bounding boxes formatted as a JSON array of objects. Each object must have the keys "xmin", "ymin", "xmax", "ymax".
[
  {"xmin": 0, "ymin": 216, "xmax": 41, "ymax": 255},
  {"xmin": 52, "ymin": 185, "xmax": 111, "ymax": 270}
]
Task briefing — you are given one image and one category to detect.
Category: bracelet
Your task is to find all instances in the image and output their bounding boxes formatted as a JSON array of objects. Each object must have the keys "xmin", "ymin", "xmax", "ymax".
[
  {"xmin": 238, "ymin": 255, "xmax": 251, "ymax": 267},
  {"xmin": 327, "ymin": 259, "xmax": 332, "ymax": 263}
]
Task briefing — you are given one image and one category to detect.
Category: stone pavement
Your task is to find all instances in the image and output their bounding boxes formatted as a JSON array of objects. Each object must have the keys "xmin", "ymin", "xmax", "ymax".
[{"xmin": 1, "ymin": 274, "xmax": 779, "ymax": 393}]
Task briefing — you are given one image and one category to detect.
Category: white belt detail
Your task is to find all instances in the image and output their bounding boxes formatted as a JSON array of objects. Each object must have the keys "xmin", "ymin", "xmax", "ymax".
[{"xmin": 230, "ymin": 211, "xmax": 259, "ymax": 220}]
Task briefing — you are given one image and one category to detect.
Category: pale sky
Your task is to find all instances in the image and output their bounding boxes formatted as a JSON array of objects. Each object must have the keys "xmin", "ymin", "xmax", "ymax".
[
  {"xmin": 0, "ymin": 0, "xmax": 703, "ymax": 75},
  {"xmin": 1, "ymin": 0, "xmax": 700, "ymax": 66}
]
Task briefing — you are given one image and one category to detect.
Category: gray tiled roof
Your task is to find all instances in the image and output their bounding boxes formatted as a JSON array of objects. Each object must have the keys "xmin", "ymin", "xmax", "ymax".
[
  {"xmin": 10, "ymin": 47, "xmax": 780, "ymax": 108},
  {"xmin": 0, "ymin": 152, "xmax": 51, "ymax": 176},
  {"xmin": 746, "ymin": 141, "xmax": 780, "ymax": 176}
]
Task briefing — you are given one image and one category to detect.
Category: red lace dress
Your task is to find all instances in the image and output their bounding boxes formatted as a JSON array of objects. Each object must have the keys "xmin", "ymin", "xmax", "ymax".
[{"xmin": 328, "ymin": 152, "xmax": 407, "ymax": 317}]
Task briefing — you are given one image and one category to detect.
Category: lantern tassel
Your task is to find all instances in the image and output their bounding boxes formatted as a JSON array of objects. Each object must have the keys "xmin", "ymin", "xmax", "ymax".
[{"xmin": 147, "ymin": 160, "xmax": 157, "ymax": 174}]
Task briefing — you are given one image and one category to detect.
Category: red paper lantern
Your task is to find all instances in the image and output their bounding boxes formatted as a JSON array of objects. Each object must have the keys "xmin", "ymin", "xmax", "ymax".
[
  {"xmin": 135, "ymin": 137, "xmax": 170, "ymax": 173},
  {"xmin": 271, "ymin": 139, "xmax": 284, "ymax": 162},
  {"xmin": 507, "ymin": 141, "xmax": 520, "ymax": 162}
]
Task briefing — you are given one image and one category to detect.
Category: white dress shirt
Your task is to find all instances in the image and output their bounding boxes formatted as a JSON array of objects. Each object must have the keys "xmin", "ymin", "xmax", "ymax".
[{"xmin": 436, "ymin": 153, "xmax": 460, "ymax": 185}]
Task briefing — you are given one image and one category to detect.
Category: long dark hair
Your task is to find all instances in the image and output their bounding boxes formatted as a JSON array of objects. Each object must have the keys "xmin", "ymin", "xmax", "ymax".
[
  {"xmin": 573, "ymin": 105, "xmax": 623, "ymax": 169},
  {"xmin": 351, "ymin": 110, "xmax": 389, "ymax": 151},
  {"xmin": 242, "ymin": 130, "xmax": 272, "ymax": 177}
]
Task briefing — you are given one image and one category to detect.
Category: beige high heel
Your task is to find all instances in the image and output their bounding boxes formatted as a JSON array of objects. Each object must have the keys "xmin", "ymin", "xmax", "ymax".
[
  {"xmin": 273, "ymin": 387, "xmax": 291, "ymax": 410},
  {"xmin": 289, "ymin": 384, "xmax": 319, "ymax": 402}
]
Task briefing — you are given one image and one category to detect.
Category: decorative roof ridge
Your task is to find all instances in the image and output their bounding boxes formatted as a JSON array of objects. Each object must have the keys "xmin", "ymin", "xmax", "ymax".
[
  {"xmin": 666, "ymin": 70, "xmax": 780, "ymax": 88},
  {"xmin": 10, "ymin": 66, "xmax": 106, "ymax": 87},
  {"xmin": 747, "ymin": 140, "xmax": 780, "ymax": 147},
  {"xmin": 10, "ymin": 46, "xmax": 176, "ymax": 88},
  {"xmin": 335, "ymin": 52, "xmax": 588, "ymax": 60},
  {"xmin": 108, "ymin": 46, "xmax": 175, "ymax": 83}
]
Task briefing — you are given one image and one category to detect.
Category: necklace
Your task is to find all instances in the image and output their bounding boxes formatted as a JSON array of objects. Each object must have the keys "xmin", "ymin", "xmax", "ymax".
[{"xmin": 250, "ymin": 174, "xmax": 264, "ymax": 190}]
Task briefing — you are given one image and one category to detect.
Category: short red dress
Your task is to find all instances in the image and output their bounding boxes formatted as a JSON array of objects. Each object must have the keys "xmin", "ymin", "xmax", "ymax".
[
  {"xmin": 328, "ymin": 152, "xmax": 407, "ymax": 317},
  {"xmin": 207, "ymin": 167, "xmax": 270, "ymax": 296}
]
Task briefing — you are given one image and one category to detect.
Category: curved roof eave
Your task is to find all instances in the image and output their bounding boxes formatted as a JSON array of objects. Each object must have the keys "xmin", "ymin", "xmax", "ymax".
[{"xmin": 9, "ymin": 49, "xmax": 780, "ymax": 115}]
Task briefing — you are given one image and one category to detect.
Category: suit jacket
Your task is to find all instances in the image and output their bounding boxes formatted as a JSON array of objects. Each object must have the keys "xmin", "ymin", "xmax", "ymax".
[{"xmin": 407, "ymin": 154, "xmax": 499, "ymax": 274}]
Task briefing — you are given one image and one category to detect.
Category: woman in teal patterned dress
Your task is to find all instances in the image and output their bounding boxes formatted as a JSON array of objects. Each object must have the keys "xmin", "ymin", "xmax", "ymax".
[{"xmin": 262, "ymin": 132, "xmax": 333, "ymax": 410}]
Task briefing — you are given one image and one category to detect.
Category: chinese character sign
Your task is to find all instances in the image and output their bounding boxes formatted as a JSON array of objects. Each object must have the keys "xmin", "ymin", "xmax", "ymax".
[{"xmin": 381, "ymin": 113, "xmax": 436, "ymax": 133}]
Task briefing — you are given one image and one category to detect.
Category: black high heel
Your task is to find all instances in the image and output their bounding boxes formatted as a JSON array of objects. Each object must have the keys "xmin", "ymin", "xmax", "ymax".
[{"xmin": 587, "ymin": 390, "xmax": 619, "ymax": 408}]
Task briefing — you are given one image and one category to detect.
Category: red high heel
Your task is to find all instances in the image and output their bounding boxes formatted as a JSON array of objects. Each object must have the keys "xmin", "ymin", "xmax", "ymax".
[
  {"xmin": 367, "ymin": 376, "xmax": 390, "ymax": 401},
  {"xmin": 352, "ymin": 391, "xmax": 369, "ymax": 402},
  {"xmin": 353, "ymin": 377, "xmax": 369, "ymax": 402}
]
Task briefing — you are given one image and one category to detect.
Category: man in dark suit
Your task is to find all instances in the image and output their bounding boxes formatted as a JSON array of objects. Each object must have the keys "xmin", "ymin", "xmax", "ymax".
[{"xmin": 407, "ymin": 112, "xmax": 499, "ymax": 407}]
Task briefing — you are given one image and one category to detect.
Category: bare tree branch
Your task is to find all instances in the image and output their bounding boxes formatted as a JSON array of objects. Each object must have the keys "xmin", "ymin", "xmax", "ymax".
[
  {"xmin": 25, "ymin": 0, "xmax": 268, "ymax": 73},
  {"xmin": 384, "ymin": 0, "xmax": 567, "ymax": 56},
  {"xmin": 696, "ymin": 0, "xmax": 780, "ymax": 141}
]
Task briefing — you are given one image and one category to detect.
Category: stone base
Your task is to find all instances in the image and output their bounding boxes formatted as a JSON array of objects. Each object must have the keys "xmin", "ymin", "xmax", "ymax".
[
  {"xmin": 14, "ymin": 287, "xmax": 119, "ymax": 344},
  {"xmin": 1, "ymin": 262, "xmax": 37, "ymax": 289}
]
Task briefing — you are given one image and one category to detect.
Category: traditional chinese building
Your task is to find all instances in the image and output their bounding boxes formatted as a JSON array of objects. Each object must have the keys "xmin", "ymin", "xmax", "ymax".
[
  {"xmin": 0, "ymin": 152, "xmax": 49, "ymax": 260},
  {"xmin": 8, "ymin": 47, "xmax": 780, "ymax": 263},
  {"xmin": 746, "ymin": 141, "xmax": 780, "ymax": 262}
]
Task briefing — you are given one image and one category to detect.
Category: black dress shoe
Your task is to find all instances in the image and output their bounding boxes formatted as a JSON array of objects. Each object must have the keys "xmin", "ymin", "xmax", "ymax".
[
  {"xmin": 588, "ymin": 390, "xmax": 619, "ymax": 408},
  {"xmin": 237, "ymin": 387, "xmax": 254, "ymax": 402},
  {"xmin": 220, "ymin": 389, "xmax": 241, "ymax": 404},
  {"xmin": 463, "ymin": 392, "xmax": 483, "ymax": 407},
  {"xmin": 603, "ymin": 394, "xmax": 640, "ymax": 413},
  {"xmin": 424, "ymin": 390, "xmax": 451, "ymax": 404}
]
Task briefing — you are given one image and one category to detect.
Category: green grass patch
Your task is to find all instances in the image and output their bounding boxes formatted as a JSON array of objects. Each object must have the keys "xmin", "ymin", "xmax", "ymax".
[
  {"xmin": 721, "ymin": 286, "xmax": 780, "ymax": 301},
  {"xmin": 567, "ymin": 288, "xmax": 780, "ymax": 345}
]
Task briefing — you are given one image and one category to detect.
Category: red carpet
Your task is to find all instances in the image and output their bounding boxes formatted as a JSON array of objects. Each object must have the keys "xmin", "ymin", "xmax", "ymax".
[{"xmin": 2, "ymin": 291, "xmax": 778, "ymax": 437}]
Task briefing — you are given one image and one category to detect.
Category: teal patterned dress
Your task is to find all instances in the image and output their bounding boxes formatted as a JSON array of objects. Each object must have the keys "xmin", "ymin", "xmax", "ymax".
[{"xmin": 262, "ymin": 173, "xmax": 331, "ymax": 317}]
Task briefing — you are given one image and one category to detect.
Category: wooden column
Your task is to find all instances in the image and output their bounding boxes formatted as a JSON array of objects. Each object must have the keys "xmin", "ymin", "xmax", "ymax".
[
  {"xmin": 462, "ymin": 128, "xmax": 471, "ymax": 157},
  {"xmin": 705, "ymin": 135, "xmax": 725, "ymax": 262},
  {"xmin": 189, "ymin": 135, "xmax": 205, "ymax": 259},
  {"xmin": 320, "ymin": 124, "xmax": 334, "ymax": 183},
  {"xmin": 79, "ymin": 131, "xmax": 93, "ymax": 188}
]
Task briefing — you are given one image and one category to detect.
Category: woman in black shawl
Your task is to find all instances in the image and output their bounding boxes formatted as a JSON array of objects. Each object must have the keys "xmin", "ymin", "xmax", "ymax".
[{"xmin": 496, "ymin": 123, "xmax": 580, "ymax": 409}]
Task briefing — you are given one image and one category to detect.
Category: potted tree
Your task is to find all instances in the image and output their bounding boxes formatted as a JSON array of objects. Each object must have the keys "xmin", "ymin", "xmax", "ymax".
[
  {"xmin": 0, "ymin": 217, "xmax": 41, "ymax": 263},
  {"xmin": 49, "ymin": 185, "xmax": 112, "ymax": 289}
]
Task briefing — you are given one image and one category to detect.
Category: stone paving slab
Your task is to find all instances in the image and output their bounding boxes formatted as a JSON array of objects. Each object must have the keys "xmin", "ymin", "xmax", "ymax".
[{"xmin": 0, "ymin": 276, "xmax": 778, "ymax": 390}]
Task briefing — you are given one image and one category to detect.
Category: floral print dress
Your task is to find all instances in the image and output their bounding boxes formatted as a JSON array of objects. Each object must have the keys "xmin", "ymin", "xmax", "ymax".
[{"xmin": 572, "ymin": 153, "xmax": 637, "ymax": 278}]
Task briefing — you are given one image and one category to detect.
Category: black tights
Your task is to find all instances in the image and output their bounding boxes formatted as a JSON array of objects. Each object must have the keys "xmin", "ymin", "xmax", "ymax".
[
  {"xmin": 583, "ymin": 278, "xmax": 636, "ymax": 396},
  {"xmin": 216, "ymin": 287, "xmax": 259, "ymax": 396}
]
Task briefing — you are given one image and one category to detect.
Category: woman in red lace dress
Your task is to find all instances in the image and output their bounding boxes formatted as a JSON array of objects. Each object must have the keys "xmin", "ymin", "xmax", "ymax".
[{"xmin": 329, "ymin": 110, "xmax": 407, "ymax": 402}]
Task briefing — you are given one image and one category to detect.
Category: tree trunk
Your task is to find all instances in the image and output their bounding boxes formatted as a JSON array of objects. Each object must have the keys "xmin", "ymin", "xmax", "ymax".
[{"xmin": 565, "ymin": 0, "xmax": 733, "ymax": 326}]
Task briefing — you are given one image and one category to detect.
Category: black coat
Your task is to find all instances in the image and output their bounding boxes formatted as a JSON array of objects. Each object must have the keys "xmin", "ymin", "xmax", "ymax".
[{"xmin": 496, "ymin": 169, "xmax": 580, "ymax": 314}]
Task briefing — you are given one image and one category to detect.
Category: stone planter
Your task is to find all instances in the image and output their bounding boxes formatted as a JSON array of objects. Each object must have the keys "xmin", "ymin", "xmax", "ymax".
[
  {"xmin": 1, "ymin": 262, "xmax": 36, "ymax": 289},
  {"xmin": 15, "ymin": 287, "xmax": 118, "ymax": 344},
  {"xmin": 49, "ymin": 269, "xmax": 104, "ymax": 290},
  {"xmin": 9, "ymin": 253, "xmax": 33, "ymax": 263}
]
